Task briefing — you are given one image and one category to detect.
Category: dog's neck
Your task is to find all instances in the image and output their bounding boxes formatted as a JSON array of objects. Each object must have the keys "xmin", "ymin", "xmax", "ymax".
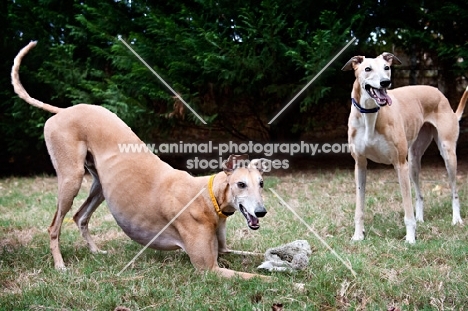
[
  {"xmin": 211, "ymin": 173, "xmax": 237, "ymax": 215},
  {"xmin": 352, "ymin": 84, "xmax": 380, "ymax": 140}
]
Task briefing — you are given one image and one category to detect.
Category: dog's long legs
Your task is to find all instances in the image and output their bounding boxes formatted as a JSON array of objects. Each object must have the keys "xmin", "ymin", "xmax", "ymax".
[
  {"xmin": 48, "ymin": 169, "xmax": 85, "ymax": 269},
  {"xmin": 395, "ymin": 160, "xmax": 416, "ymax": 243},
  {"xmin": 49, "ymin": 175, "xmax": 84, "ymax": 269},
  {"xmin": 73, "ymin": 159, "xmax": 106, "ymax": 254},
  {"xmin": 45, "ymin": 129, "xmax": 87, "ymax": 269},
  {"xmin": 352, "ymin": 155, "xmax": 367, "ymax": 241},
  {"xmin": 182, "ymin": 227, "xmax": 267, "ymax": 280},
  {"xmin": 216, "ymin": 218, "xmax": 262, "ymax": 256},
  {"xmin": 409, "ymin": 123, "xmax": 434, "ymax": 222},
  {"xmin": 216, "ymin": 217, "xmax": 230, "ymax": 254},
  {"xmin": 434, "ymin": 133, "xmax": 463, "ymax": 225}
]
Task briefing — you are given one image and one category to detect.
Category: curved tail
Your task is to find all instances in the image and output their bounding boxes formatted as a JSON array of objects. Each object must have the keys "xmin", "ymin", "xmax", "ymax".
[
  {"xmin": 11, "ymin": 41, "xmax": 62, "ymax": 114},
  {"xmin": 456, "ymin": 86, "xmax": 468, "ymax": 121}
]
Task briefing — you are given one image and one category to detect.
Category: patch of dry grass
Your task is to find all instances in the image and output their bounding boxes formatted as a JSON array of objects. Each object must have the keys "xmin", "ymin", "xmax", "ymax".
[{"xmin": 1, "ymin": 162, "xmax": 468, "ymax": 310}]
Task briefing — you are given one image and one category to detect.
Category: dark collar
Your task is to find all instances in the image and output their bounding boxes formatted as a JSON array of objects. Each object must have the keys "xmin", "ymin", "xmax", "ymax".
[{"xmin": 352, "ymin": 98, "xmax": 384, "ymax": 113}]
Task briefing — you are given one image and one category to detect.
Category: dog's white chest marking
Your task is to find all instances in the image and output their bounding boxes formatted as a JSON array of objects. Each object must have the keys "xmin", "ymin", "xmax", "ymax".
[{"xmin": 350, "ymin": 113, "xmax": 394, "ymax": 165}]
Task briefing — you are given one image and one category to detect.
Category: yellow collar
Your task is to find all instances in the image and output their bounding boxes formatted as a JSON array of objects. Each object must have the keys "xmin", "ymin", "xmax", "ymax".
[{"xmin": 208, "ymin": 174, "xmax": 228, "ymax": 218}]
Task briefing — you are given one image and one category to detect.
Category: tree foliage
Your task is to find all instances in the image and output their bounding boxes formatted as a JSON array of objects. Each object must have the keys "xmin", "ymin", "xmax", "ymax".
[{"xmin": 1, "ymin": 0, "xmax": 467, "ymax": 173}]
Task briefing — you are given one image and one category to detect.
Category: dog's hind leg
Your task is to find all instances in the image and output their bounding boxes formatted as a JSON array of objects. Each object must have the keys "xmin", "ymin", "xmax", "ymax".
[
  {"xmin": 46, "ymin": 140, "xmax": 87, "ymax": 270},
  {"xmin": 73, "ymin": 154, "xmax": 106, "ymax": 254},
  {"xmin": 395, "ymin": 159, "xmax": 416, "ymax": 243},
  {"xmin": 433, "ymin": 124, "xmax": 462, "ymax": 225},
  {"xmin": 409, "ymin": 123, "xmax": 434, "ymax": 222}
]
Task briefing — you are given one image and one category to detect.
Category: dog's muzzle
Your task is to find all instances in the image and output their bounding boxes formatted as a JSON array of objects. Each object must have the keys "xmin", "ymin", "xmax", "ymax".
[
  {"xmin": 239, "ymin": 204, "xmax": 267, "ymax": 230},
  {"xmin": 365, "ymin": 83, "xmax": 392, "ymax": 106}
]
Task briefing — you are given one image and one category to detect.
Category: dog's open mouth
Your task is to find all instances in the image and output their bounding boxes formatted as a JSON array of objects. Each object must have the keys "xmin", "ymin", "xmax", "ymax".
[
  {"xmin": 239, "ymin": 204, "xmax": 260, "ymax": 230},
  {"xmin": 365, "ymin": 85, "xmax": 392, "ymax": 106}
]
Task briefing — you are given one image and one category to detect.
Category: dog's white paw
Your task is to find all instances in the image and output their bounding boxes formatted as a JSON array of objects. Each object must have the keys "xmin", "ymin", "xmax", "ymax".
[
  {"xmin": 415, "ymin": 210, "xmax": 424, "ymax": 223},
  {"xmin": 351, "ymin": 232, "xmax": 365, "ymax": 241},
  {"xmin": 55, "ymin": 265, "xmax": 67, "ymax": 271},
  {"xmin": 452, "ymin": 199, "xmax": 462, "ymax": 225},
  {"xmin": 405, "ymin": 228, "xmax": 416, "ymax": 244},
  {"xmin": 404, "ymin": 218, "xmax": 416, "ymax": 244},
  {"xmin": 218, "ymin": 248, "xmax": 232, "ymax": 255},
  {"xmin": 452, "ymin": 217, "xmax": 463, "ymax": 226},
  {"xmin": 89, "ymin": 246, "xmax": 108, "ymax": 254},
  {"xmin": 415, "ymin": 200, "xmax": 424, "ymax": 222},
  {"xmin": 351, "ymin": 228, "xmax": 366, "ymax": 241}
]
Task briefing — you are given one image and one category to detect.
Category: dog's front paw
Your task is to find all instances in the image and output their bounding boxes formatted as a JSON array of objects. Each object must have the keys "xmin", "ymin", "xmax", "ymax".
[
  {"xmin": 218, "ymin": 248, "xmax": 232, "ymax": 255},
  {"xmin": 452, "ymin": 216, "xmax": 463, "ymax": 226},
  {"xmin": 92, "ymin": 249, "xmax": 108, "ymax": 254},
  {"xmin": 54, "ymin": 264, "xmax": 67, "ymax": 271},
  {"xmin": 89, "ymin": 244, "xmax": 107, "ymax": 254},
  {"xmin": 351, "ymin": 235, "xmax": 364, "ymax": 241},
  {"xmin": 351, "ymin": 230, "xmax": 365, "ymax": 241}
]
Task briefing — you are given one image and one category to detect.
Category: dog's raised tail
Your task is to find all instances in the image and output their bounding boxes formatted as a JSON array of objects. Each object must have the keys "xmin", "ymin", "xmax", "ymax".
[
  {"xmin": 11, "ymin": 41, "xmax": 62, "ymax": 114},
  {"xmin": 455, "ymin": 86, "xmax": 468, "ymax": 121}
]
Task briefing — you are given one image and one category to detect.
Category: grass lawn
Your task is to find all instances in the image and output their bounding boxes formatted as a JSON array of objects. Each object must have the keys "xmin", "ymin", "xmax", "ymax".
[{"xmin": 1, "ymin": 158, "xmax": 467, "ymax": 310}]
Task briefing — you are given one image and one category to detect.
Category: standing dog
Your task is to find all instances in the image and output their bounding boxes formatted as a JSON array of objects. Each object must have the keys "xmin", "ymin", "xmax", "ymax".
[
  {"xmin": 342, "ymin": 52, "xmax": 468, "ymax": 243},
  {"xmin": 12, "ymin": 41, "xmax": 268, "ymax": 279}
]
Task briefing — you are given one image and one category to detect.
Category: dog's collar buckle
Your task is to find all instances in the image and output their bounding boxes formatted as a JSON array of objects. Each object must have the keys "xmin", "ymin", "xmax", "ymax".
[
  {"xmin": 352, "ymin": 98, "xmax": 382, "ymax": 113},
  {"xmin": 208, "ymin": 175, "xmax": 230, "ymax": 218}
]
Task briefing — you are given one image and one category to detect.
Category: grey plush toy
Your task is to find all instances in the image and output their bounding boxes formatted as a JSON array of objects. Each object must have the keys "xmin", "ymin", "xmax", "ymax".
[{"xmin": 257, "ymin": 240, "xmax": 312, "ymax": 272}]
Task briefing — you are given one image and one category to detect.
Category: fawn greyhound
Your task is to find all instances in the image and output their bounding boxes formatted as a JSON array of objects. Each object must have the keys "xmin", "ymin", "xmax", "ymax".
[
  {"xmin": 12, "ymin": 41, "xmax": 268, "ymax": 279},
  {"xmin": 342, "ymin": 52, "xmax": 468, "ymax": 243}
]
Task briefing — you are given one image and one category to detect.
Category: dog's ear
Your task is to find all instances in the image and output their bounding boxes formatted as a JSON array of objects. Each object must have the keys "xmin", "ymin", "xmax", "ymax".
[
  {"xmin": 380, "ymin": 52, "xmax": 402, "ymax": 66},
  {"xmin": 248, "ymin": 158, "xmax": 271, "ymax": 175},
  {"xmin": 222, "ymin": 154, "xmax": 249, "ymax": 175},
  {"xmin": 341, "ymin": 56, "xmax": 365, "ymax": 71}
]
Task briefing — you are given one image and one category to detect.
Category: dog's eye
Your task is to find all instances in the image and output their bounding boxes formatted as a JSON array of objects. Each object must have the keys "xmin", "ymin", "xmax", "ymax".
[
  {"xmin": 259, "ymin": 180, "xmax": 264, "ymax": 188},
  {"xmin": 237, "ymin": 182, "xmax": 246, "ymax": 189},
  {"xmin": 384, "ymin": 65, "xmax": 390, "ymax": 70},
  {"xmin": 365, "ymin": 67, "xmax": 371, "ymax": 72}
]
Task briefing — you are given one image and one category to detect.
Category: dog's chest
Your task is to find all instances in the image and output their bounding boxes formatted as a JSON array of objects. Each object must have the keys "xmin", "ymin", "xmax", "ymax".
[
  {"xmin": 107, "ymin": 203, "xmax": 185, "ymax": 251},
  {"xmin": 350, "ymin": 118, "xmax": 394, "ymax": 165}
]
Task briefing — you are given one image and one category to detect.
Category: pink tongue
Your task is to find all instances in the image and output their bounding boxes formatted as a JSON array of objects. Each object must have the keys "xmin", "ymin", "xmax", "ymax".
[
  {"xmin": 384, "ymin": 93, "xmax": 392, "ymax": 106},
  {"xmin": 247, "ymin": 213, "xmax": 259, "ymax": 229},
  {"xmin": 376, "ymin": 89, "xmax": 392, "ymax": 106},
  {"xmin": 249, "ymin": 217, "xmax": 259, "ymax": 227}
]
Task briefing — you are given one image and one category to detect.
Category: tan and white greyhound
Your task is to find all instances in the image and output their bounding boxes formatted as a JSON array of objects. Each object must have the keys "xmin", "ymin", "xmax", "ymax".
[
  {"xmin": 342, "ymin": 52, "xmax": 468, "ymax": 243},
  {"xmin": 12, "ymin": 41, "xmax": 268, "ymax": 279}
]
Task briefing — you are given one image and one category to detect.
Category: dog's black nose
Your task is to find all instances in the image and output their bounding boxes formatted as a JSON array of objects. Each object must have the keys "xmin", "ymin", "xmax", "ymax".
[
  {"xmin": 255, "ymin": 207, "xmax": 267, "ymax": 218},
  {"xmin": 380, "ymin": 80, "xmax": 391, "ymax": 88}
]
